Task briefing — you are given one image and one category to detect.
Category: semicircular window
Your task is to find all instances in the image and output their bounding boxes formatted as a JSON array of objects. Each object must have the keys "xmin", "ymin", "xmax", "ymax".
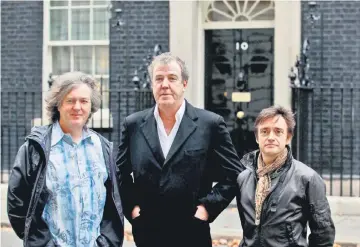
[{"xmin": 205, "ymin": 0, "xmax": 275, "ymax": 22}]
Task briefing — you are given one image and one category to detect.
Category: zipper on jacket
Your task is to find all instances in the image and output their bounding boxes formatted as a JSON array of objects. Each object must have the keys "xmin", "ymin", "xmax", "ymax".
[{"xmin": 24, "ymin": 137, "xmax": 50, "ymax": 246}]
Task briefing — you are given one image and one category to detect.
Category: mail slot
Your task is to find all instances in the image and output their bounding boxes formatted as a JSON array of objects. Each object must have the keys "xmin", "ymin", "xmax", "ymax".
[{"xmin": 232, "ymin": 92, "xmax": 251, "ymax": 102}]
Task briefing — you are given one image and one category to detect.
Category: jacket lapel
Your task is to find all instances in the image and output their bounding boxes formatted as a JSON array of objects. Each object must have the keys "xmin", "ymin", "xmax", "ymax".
[
  {"xmin": 140, "ymin": 108, "xmax": 165, "ymax": 167},
  {"xmin": 163, "ymin": 102, "xmax": 198, "ymax": 168}
]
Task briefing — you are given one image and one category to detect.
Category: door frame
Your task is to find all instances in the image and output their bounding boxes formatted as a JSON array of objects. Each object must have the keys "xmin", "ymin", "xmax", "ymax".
[{"xmin": 169, "ymin": 0, "xmax": 301, "ymax": 110}]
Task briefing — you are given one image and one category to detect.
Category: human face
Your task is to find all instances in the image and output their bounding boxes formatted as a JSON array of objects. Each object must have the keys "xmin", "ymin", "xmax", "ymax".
[
  {"xmin": 152, "ymin": 60, "xmax": 187, "ymax": 110},
  {"xmin": 58, "ymin": 83, "xmax": 92, "ymax": 130},
  {"xmin": 256, "ymin": 115, "xmax": 292, "ymax": 159}
]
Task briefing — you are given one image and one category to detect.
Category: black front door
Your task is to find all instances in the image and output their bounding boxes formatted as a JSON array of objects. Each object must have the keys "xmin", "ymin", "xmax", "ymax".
[{"xmin": 205, "ymin": 29, "xmax": 274, "ymax": 158}]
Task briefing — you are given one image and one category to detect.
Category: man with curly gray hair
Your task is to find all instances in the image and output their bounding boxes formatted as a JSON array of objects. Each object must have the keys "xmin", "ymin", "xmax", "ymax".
[{"xmin": 7, "ymin": 71, "xmax": 124, "ymax": 247}]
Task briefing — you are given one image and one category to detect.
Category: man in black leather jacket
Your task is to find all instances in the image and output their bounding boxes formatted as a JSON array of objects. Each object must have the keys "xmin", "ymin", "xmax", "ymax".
[
  {"xmin": 7, "ymin": 72, "xmax": 124, "ymax": 247},
  {"xmin": 236, "ymin": 105, "xmax": 335, "ymax": 247}
]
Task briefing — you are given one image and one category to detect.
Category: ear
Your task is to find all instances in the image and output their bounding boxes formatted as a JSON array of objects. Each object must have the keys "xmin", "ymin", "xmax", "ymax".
[
  {"xmin": 286, "ymin": 133, "xmax": 293, "ymax": 145},
  {"xmin": 183, "ymin": 80, "xmax": 188, "ymax": 89}
]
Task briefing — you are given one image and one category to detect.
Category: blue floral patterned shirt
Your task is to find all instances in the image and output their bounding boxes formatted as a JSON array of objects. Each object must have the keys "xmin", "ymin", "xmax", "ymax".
[{"xmin": 42, "ymin": 122, "xmax": 108, "ymax": 247}]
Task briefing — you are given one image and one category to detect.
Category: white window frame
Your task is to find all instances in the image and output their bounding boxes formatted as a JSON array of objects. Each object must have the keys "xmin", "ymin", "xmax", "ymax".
[{"xmin": 37, "ymin": 0, "xmax": 112, "ymax": 128}]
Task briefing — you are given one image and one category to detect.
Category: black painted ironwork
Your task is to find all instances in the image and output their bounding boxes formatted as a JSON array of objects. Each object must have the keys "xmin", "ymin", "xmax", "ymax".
[
  {"xmin": 48, "ymin": 73, "xmax": 54, "ymax": 88},
  {"xmin": 290, "ymin": 2, "xmax": 360, "ymax": 197},
  {"xmin": 291, "ymin": 84, "xmax": 360, "ymax": 197},
  {"xmin": 0, "ymin": 78, "xmax": 155, "ymax": 184},
  {"xmin": 289, "ymin": 1, "xmax": 321, "ymax": 88},
  {"xmin": 132, "ymin": 44, "xmax": 163, "ymax": 90},
  {"xmin": 205, "ymin": 29, "xmax": 274, "ymax": 159}
]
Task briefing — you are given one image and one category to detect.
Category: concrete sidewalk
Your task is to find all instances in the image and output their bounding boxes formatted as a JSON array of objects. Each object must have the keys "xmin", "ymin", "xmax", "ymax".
[{"xmin": 1, "ymin": 184, "xmax": 360, "ymax": 246}]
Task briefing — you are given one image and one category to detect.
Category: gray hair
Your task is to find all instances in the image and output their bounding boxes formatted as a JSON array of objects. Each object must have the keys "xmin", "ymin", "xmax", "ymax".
[
  {"xmin": 254, "ymin": 105, "xmax": 296, "ymax": 137},
  {"xmin": 45, "ymin": 71, "xmax": 101, "ymax": 123},
  {"xmin": 147, "ymin": 52, "xmax": 189, "ymax": 83}
]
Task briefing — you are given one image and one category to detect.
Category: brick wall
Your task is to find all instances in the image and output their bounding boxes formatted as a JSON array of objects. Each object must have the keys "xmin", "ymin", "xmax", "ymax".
[
  {"xmin": 1, "ymin": 1, "xmax": 43, "ymax": 178},
  {"xmin": 297, "ymin": 1, "xmax": 360, "ymax": 185},
  {"xmin": 108, "ymin": 0, "xmax": 169, "ymax": 146}
]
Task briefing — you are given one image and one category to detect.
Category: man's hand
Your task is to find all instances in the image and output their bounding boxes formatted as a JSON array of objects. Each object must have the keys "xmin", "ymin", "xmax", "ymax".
[
  {"xmin": 194, "ymin": 204, "xmax": 209, "ymax": 221},
  {"xmin": 131, "ymin": 205, "xmax": 140, "ymax": 219}
]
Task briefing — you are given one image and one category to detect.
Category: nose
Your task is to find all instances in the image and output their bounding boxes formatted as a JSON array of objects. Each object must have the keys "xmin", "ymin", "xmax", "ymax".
[
  {"xmin": 73, "ymin": 100, "xmax": 81, "ymax": 110},
  {"xmin": 268, "ymin": 131, "xmax": 275, "ymax": 140},
  {"xmin": 161, "ymin": 78, "xmax": 169, "ymax": 88}
]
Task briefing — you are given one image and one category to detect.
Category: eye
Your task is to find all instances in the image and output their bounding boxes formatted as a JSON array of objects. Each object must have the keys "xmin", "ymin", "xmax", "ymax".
[
  {"xmin": 80, "ymin": 99, "xmax": 89, "ymax": 104},
  {"xmin": 155, "ymin": 77, "xmax": 163, "ymax": 82},
  {"xmin": 260, "ymin": 129, "xmax": 268, "ymax": 135},
  {"xmin": 275, "ymin": 129, "xmax": 283, "ymax": 135}
]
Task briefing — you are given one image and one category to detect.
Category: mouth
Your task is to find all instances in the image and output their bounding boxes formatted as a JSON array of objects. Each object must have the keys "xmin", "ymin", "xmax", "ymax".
[
  {"xmin": 160, "ymin": 94, "xmax": 172, "ymax": 97},
  {"xmin": 265, "ymin": 144, "xmax": 277, "ymax": 147}
]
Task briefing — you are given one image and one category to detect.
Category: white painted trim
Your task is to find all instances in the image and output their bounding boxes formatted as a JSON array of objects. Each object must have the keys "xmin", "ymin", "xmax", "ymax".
[
  {"xmin": 202, "ymin": 21, "xmax": 274, "ymax": 29},
  {"xmin": 68, "ymin": 5, "xmax": 71, "ymax": 40},
  {"xmin": 90, "ymin": 5, "xmax": 94, "ymax": 40},
  {"xmin": 50, "ymin": 5, "xmax": 108, "ymax": 10},
  {"xmin": 67, "ymin": 46, "xmax": 72, "ymax": 73},
  {"xmin": 39, "ymin": 0, "xmax": 112, "ymax": 128},
  {"xmin": 170, "ymin": 0, "xmax": 301, "ymax": 111},
  {"xmin": 48, "ymin": 40, "xmax": 109, "ymax": 46},
  {"xmin": 273, "ymin": 0, "xmax": 301, "ymax": 109},
  {"xmin": 196, "ymin": 2, "xmax": 205, "ymax": 109},
  {"xmin": 92, "ymin": 46, "xmax": 96, "ymax": 76}
]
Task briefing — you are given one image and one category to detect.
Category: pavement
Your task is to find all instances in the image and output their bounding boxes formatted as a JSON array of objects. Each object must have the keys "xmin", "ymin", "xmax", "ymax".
[{"xmin": 1, "ymin": 184, "xmax": 360, "ymax": 247}]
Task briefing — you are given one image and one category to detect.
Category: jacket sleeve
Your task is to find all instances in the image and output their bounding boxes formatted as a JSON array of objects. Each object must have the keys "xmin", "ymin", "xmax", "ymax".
[
  {"xmin": 198, "ymin": 116, "xmax": 245, "ymax": 222},
  {"xmin": 307, "ymin": 173, "xmax": 336, "ymax": 247},
  {"xmin": 116, "ymin": 118, "xmax": 136, "ymax": 222},
  {"xmin": 7, "ymin": 142, "xmax": 35, "ymax": 239}
]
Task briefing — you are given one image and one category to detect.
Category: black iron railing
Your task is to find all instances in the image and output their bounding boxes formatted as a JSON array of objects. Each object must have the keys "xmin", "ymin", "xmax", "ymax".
[
  {"xmin": 0, "ymin": 88, "xmax": 154, "ymax": 183},
  {"xmin": 292, "ymin": 85, "xmax": 360, "ymax": 197}
]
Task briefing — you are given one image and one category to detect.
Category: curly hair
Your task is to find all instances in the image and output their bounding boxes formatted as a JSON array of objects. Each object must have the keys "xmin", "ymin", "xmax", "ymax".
[{"xmin": 45, "ymin": 71, "xmax": 101, "ymax": 124}]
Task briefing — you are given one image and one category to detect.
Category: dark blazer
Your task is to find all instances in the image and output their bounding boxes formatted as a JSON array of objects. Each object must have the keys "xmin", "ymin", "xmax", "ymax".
[{"xmin": 116, "ymin": 101, "xmax": 244, "ymax": 247}]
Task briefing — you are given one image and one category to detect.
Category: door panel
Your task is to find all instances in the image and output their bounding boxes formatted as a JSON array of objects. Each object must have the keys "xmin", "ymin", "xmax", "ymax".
[{"xmin": 205, "ymin": 29, "xmax": 274, "ymax": 158}]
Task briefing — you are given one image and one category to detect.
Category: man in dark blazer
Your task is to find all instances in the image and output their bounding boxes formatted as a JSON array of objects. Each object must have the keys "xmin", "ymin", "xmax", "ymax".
[{"xmin": 116, "ymin": 52, "xmax": 244, "ymax": 247}]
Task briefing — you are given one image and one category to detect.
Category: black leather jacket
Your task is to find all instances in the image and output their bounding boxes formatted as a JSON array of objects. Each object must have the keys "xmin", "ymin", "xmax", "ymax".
[
  {"xmin": 236, "ymin": 148, "xmax": 335, "ymax": 247},
  {"xmin": 7, "ymin": 125, "xmax": 124, "ymax": 247}
]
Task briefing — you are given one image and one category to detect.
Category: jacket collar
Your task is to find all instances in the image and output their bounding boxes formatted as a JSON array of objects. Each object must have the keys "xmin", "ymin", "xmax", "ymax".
[
  {"xmin": 26, "ymin": 123, "xmax": 111, "ymax": 153},
  {"xmin": 140, "ymin": 100, "xmax": 198, "ymax": 168},
  {"xmin": 240, "ymin": 145, "xmax": 293, "ymax": 172}
]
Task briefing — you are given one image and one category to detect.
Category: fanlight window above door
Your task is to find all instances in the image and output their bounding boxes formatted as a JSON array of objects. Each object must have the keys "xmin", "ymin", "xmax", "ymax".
[{"xmin": 205, "ymin": 0, "xmax": 275, "ymax": 22}]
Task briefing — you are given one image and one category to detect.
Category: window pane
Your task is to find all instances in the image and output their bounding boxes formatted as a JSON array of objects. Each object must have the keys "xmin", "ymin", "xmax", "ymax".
[
  {"xmin": 73, "ymin": 46, "xmax": 92, "ymax": 74},
  {"xmin": 93, "ymin": 8, "xmax": 109, "ymax": 40},
  {"xmin": 52, "ymin": 47, "xmax": 70, "ymax": 75},
  {"xmin": 71, "ymin": 0, "xmax": 89, "ymax": 6},
  {"xmin": 99, "ymin": 77, "xmax": 109, "ymax": 108},
  {"xmin": 94, "ymin": 0, "xmax": 109, "ymax": 5},
  {"xmin": 50, "ymin": 10, "xmax": 68, "ymax": 41},
  {"xmin": 50, "ymin": 0, "xmax": 68, "ymax": 7},
  {"xmin": 71, "ymin": 9, "xmax": 90, "ymax": 40},
  {"xmin": 95, "ymin": 46, "xmax": 109, "ymax": 75}
]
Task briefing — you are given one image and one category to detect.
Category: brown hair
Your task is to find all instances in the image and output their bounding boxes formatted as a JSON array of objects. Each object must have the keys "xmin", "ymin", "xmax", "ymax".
[{"xmin": 254, "ymin": 105, "xmax": 296, "ymax": 137}]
